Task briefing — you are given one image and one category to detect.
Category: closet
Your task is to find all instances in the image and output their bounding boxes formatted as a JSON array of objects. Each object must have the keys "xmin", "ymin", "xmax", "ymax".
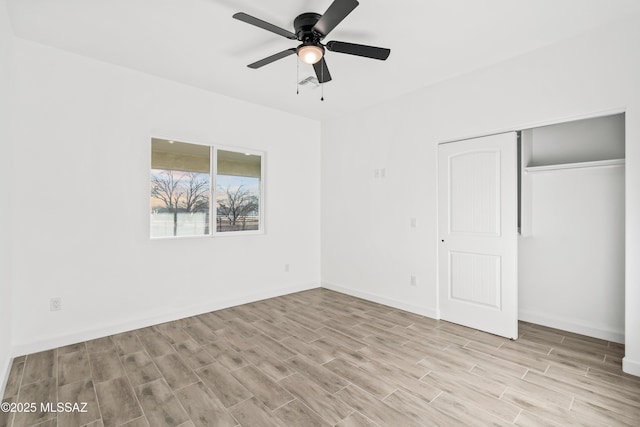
[{"xmin": 518, "ymin": 114, "xmax": 625, "ymax": 342}]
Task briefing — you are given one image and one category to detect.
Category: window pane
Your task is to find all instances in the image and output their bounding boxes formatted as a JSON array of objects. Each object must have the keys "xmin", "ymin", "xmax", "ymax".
[
  {"xmin": 150, "ymin": 139, "xmax": 211, "ymax": 238},
  {"xmin": 216, "ymin": 150, "xmax": 261, "ymax": 232}
]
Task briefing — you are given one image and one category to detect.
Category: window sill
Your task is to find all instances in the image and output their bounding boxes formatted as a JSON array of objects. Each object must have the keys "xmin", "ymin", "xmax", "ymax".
[{"xmin": 150, "ymin": 230, "xmax": 265, "ymax": 240}]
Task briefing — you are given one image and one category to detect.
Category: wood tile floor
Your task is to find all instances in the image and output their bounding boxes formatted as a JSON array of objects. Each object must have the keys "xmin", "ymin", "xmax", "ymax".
[{"xmin": 2, "ymin": 288, "xmax": 639, "ymax": 426}]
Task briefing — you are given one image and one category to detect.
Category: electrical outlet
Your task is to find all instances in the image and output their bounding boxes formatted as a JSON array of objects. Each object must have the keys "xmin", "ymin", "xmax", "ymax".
[
  {"xmin": 285, "ymin": 264, "xmax": 290, "ymax": 272},
  {"xmin": 410, "ymin": 217, "xmax": 417, "ymax": 228},
  {"xmin": 410, "ymin": 275, "xmax": 417, "ymax": 286},
  {"xmin": 380, "ymin": 168, "xmax": 386, "ymax": 178},
  {"xmin": 374, "ymin": 169, "xmax": 380, "ymax": 178},
  {"xmin": 50, "ymin": 297, "xmax": 62, "ymax": 311}
]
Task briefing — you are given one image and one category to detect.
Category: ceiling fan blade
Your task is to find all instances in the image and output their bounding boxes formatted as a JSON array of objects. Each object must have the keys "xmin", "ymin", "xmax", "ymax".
[
  {"xmin": 313, "ymin": 0, "xmax": 359, "ymax": 38},
  {"xmin": 233, "ymin": 12, "xmax": 297, "ymax": 40},
  {"xmin": 248, "ymin": 48, "xmax": 297, "ymax": 69},
  {"xmin": 326, "ymin": 40, "xmax": 390, "ymax": 60},
  {"xmin": 313, "ymin": 58, "xmax": 332, "ymax": 83}
]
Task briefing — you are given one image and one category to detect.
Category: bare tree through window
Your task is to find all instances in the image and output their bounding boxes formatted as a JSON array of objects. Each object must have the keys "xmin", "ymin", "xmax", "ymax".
[
  {"xmin": 150, "ymin": 170, "xmax": 210, "ymax": 236},
  {"xmin": 151, "ymin": 170, "xmax": 183, "ymax": 236},
  {"xmin": 216, "ymin": 184, "xmax": 259, "ymax": 231}
]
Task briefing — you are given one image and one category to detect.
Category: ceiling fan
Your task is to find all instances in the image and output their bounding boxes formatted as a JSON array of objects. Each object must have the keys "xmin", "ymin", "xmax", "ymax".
[{"xmin": 233, "ymin": 0, "xmax": 390, "ymax": 84}]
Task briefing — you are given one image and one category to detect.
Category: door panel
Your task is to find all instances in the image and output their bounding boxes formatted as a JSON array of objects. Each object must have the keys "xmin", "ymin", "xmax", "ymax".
[
  {"xmin": 450, "ymin": 251, "xmax": 501, "ymax": 309},
  {"xmin": 438, "ymin": 132, "xmax": 518, "ymax": 339},
  {"xmin": 450, "ymin": 151, "xmax": 500, "ymax": 235}
]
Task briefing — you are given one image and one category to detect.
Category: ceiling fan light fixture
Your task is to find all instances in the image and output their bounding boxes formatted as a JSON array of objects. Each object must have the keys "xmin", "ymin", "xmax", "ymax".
[{"xmin": 297, "ymin": 44, "xmax": 324, "ymax": 65}]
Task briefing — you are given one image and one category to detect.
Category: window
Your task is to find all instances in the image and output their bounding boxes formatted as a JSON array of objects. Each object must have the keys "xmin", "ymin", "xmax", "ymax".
[
  {"xmin": 150, "ymin": 138, "xmax": 263, "ymax": 238},
  {"xmin": 216, "ymin": 150, "xmax": 262, "ymax": 233}
]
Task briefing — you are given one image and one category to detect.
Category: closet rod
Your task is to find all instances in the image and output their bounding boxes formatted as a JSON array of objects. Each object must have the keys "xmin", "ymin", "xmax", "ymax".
[{"xmin": 525, "ymin": 158, "xmax": 625, "ymax": 174}]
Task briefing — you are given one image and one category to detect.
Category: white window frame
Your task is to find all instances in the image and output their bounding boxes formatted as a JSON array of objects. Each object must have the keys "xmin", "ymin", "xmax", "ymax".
[
  {"xmin": 150, "ymin": 137, "xmax": 265, "ymax": 239},
  {"xmin": 212, "ymin": 145, "xmax": 265, "ymax": 237}
]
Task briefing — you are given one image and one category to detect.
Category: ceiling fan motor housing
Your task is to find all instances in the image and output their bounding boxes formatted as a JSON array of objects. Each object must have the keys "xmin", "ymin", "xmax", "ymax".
[{"xmin": 294, "ymin": 13, "xmax": 323, "ymax": 43}]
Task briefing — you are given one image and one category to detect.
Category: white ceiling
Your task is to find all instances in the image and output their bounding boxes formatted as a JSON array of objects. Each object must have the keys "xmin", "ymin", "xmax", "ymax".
[{"xmin": 7, "ymin": 0, "xmax": 640, "ymax": 121}]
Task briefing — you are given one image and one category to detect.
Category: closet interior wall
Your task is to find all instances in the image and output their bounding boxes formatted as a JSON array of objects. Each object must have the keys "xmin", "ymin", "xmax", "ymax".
[{"xmin": 518, "ymin": 114, "xmax": 625, "ymax": 343}]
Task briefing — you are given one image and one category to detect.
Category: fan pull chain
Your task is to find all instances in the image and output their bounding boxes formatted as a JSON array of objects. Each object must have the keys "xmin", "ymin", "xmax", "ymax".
[
  {"xmin": 296, "ymin": 57, "xmax": 299, "ymax": 95},
  {"xmin": 321, "ymin": 60, "xmax": 324, "ymax": 101}
]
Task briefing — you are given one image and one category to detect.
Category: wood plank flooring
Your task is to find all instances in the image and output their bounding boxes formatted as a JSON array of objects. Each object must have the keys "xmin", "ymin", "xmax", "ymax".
[{"xmin": 2, "ymin": 288, "xmax": 638, "ymax": 426}]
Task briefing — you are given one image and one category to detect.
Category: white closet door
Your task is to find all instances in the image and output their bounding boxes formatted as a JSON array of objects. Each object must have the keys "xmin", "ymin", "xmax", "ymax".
[{"xmin": 438, "ymin": 132, "xmax": 518, "ymax": 339}]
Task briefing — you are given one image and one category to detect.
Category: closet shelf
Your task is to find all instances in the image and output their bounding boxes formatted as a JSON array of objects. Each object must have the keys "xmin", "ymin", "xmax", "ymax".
[{"xmin": 524, "ymin": 158, "xmax": 625, "ymax": 174}]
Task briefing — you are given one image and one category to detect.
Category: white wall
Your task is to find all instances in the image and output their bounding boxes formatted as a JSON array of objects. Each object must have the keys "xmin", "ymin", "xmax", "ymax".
[
  {"xmin": 530, "ymin": 114, "xmax": 625, "ymax": 166},
  {"xmin": 321, "ymin": 14, "xmax": 640, "ymax": 375},
  {"xmin": 0, "ymin": 0, "xmax": 14, "ymax": 391},
  {"xmin": 519, "ymin": 166, "xmax": 625, "ymax": 342},
  {"xmin": 10, "ymin": 39, "xmax": 321, "ymax": 355}
]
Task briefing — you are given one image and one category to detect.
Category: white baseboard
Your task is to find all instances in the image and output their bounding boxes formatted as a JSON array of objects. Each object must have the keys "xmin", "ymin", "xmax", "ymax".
[
  {"xmin": 321, "ymin": 281, "xmax": 439, "ymax": 320},
  {"xmin": 0, "ymin": 354, "xmax": 11, "ymax": 400},
  {"xmin": 622, "ymin": 357, "xmax": 640, "ymax": 377},
  {"xmin": 518, "ymin": 309, "xmax": 624, "ymax": 343},
  {"xmin": 12, "ymin": 282, "xmax": 320, "ymax": 357}
]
